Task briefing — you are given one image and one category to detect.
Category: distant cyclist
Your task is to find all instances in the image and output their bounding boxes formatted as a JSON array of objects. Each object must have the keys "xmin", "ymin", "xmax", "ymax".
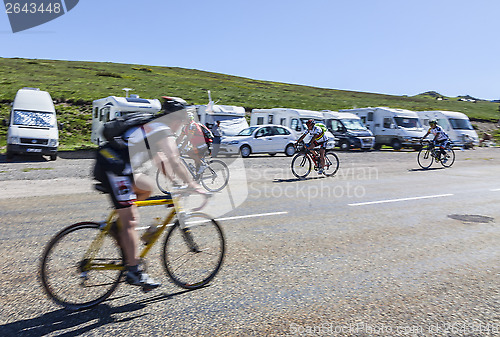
[
  {"xmin": 177, "ymin": 113, "xmax": 210, "ymax": 176},
  {"xmin": 296, "ymin": 119, "xmax": 329, "ymax": 174},
  {"xmin": 422, "ymin": 119, "xmax": 451, "ymax": 161}
]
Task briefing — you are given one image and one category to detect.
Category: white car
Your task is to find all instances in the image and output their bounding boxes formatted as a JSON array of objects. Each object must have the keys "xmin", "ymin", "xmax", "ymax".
[{"xmin": 220, "ymin": 125, "xmax": 297, "ymax": 157}]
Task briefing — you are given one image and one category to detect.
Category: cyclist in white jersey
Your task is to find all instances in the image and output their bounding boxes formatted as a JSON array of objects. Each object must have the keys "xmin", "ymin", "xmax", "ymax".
[
  {"xmin": 296, "ymin": 119, "xmax": 329, "ymax": 174},
  {"xmin": 422, "ymin": 120, "xmax": 451, "ymax": 160}
]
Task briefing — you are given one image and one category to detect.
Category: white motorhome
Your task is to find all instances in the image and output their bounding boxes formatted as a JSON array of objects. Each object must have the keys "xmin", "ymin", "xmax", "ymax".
[
  {"xmin": 195, "ymin": 104, "xmax": 248, "ymax": 136},
  {"xmin": 250, "ymin": 108, "xmax": 335, "ymax": 148},
  {"xmin": 322, "ymin": 110, "xmax": 374, "ymax": 150},
  {"xmin": 341, "ymin": 107, "xmax": 426, "ymax": 150},
  {"xmin": 5, "ymin": 88, "xmax": 59, "ymax": 160},
  {"xmin": 91, "ymin": 94, "xmax": 161, "ymax": 145},
  {"xmin": 416, "ymin": 110, "xmax": 479, "ymax": 148}
]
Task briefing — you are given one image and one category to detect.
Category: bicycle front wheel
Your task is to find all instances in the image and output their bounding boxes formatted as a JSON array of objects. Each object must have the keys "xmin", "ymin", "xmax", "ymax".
[
  {"xmin": 323, "ymin": 152, "xmax": 340, "ymax": 177},
  {"xmin": 440, "ymin": 147, "xmax": 455, "ymax": 168},
  {"xmin": 200, "ymin": 159, "xmax": 230, "ymax": 192},
  {"xmin": 40, "ymin": 222, "xmax": 124, "ymax": 310},
  {"xmin": 417, "ymin": 148, "xmax": 434, "ymax": 169},
  {"xmin": 162, "ymin": 213, "xmax": 225, "ymax": 289},
  {"xmin": 291, "ymin": 153, "xmax": 312, "ymax": 179}
]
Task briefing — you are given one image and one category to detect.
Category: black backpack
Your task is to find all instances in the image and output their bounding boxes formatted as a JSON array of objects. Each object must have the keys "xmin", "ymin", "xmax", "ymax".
[{"xmin": 102, "ymin": 111, "xmax": 158, "ymax": 149}]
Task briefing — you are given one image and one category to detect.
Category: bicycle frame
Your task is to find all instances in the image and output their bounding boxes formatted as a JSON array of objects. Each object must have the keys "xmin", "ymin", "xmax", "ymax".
[{"xmin": 82, "ymin": 195, "xmax": 178, "ymax": 273}]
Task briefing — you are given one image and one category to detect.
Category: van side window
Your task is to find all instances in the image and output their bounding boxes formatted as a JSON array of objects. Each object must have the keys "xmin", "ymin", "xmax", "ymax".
[
  {"xmin": 383, "ymin": 118, "xmax": 392, "ymax": 128},
  {"xmin": 360, "ymin": 116, "xmax": 367, "ymax": 124},
  {"xmin": 94, "ymin": 107, "xmax": 99, "ymax": 119},
  {"xmin": 290, "ymin": 119, "xmax": 301, "ymax": 131},
  {"xmin": 280, "ymin": 118, "xmax": 286, "ymax": 126},
  {"xmin": 257, "ymin": 117, "xmax": 264, "ymax": 125},
  {"xmin": 367, "ymin": 112, "xmax": 374, "ymax": 121},
  {"xmin": 268, "ymin": 115, "xmax": 273, "ymax": 124}
]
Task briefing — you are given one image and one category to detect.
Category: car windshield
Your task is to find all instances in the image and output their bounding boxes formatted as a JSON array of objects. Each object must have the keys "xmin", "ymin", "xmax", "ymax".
[
  {"xmin": 449, "ymin": 118, "xmax": 473, "ymax": 130},
  {"xmin": 237, "ymin": 127, "xmax": 258, "ymax": 136},
  {"xmin": 394, "ymin": 117, "xmax": 421, "ymax": 129},
  {"xmin": 342, "ymin": 119, "xmax": 366, "ymax": 131},
  {"xmin": 13, "ymin": 110, "xmax": 55, "ymax": 127}
]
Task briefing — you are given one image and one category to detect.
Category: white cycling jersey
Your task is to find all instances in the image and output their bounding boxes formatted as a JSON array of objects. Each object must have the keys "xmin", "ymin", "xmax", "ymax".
[
  {"xmin": 305, "ymin": 125, "xmax": 328, "ymax": 143},
  {"xmin": 429, "ymin": 125, "xmax": 449, "ymax": 142}
]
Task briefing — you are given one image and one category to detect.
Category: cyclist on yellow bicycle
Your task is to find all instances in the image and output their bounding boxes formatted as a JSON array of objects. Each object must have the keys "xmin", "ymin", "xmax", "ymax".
[
  {"xmin": 93, "ymin": 97, "xmax": 207, "ymax": 291},
  {"xmin": 296, "ymin": 119, "xmax": 329, "ymax": 174},
  {"xmin": 422, "ymin": 119, "xmax": 451, "ymax": 162}
]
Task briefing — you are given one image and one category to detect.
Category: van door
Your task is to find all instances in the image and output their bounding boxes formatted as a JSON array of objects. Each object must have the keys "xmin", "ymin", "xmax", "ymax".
[{"xmin": 376, "ymin": 116, "xmax": 395, "ymax": 144}]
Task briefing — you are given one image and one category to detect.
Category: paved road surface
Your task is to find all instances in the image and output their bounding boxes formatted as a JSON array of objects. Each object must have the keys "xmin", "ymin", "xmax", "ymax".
[{"xmin": 0, "ymin": 148, "xmax": 499, "ymax": 336}]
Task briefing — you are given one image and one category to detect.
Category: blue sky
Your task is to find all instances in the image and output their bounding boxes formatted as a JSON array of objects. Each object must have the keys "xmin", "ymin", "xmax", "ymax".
[{"xmin": 1, "ymin": 0, "xmax": 499, "ymax": 100}]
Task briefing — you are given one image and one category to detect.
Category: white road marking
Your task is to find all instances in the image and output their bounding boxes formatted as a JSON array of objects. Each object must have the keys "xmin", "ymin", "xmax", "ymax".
[
  {"xmin": 216, "ymin": 211, "xmax": 288, "ymax": 221},
  {"xmin": 136, "ymin": 211, "xmax": 288, "ymax": 230},
  {"xmin": 348, "ymin": 194, "xmax": 454, "ymax": 206}
]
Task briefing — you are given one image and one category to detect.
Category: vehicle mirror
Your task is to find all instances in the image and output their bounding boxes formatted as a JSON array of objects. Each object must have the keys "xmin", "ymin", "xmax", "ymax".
[{"xmin": 390, "ymin": 124, "xmax": 396, "ymax": 129}]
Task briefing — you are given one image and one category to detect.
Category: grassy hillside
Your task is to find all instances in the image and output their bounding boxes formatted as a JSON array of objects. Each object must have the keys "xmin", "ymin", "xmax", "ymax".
[{"xmin": 1, "ymin": 57, "xmax": 499, "ymax": 150}]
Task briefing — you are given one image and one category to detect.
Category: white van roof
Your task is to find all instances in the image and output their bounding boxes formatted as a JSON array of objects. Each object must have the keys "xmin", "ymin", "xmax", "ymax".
[
  {"xmin": 93, "ymin": 96, "xmax": 161, "ymax": 111},
  {"xmin": 419, "ymin": 110, "xmax": 469, "ymax": 119},
  {"xmin": 13, "ymin": 88, "xmax": 55, "ymax": 112}
]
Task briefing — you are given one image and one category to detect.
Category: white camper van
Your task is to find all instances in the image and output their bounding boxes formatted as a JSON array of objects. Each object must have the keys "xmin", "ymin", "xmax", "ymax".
[
  {"xmin": 322, "ymin": 110, "xmax": 374, "ymax": 150},
  {"xmin": 5, "ymin": 88, "xmax": 59, "ymax": 160},
  {"xmin": 341, "ymin": 107, "xmax": 425, "ymax": 150},
  {"xmin": 416, "ymin": 110, "xmax": 479, "ymax": 148},
  {"xmin": 250, "ymin": 108, "xmax": 335, "ymax": 148},
  {"xmin": 91, "ymin": 94, "xmax": 161, "ymax": 145},
  {"xmin": 195, "ymin": 104, "xmax": 248, "ymax": 136}
]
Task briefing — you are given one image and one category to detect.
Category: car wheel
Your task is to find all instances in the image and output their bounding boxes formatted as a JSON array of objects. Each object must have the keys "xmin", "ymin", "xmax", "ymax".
[
  {"xmin": 50, "ymin": 153, "xmax": 57, "ymax": 161},
  {"xmin": 6, "ymin": 151, "xmax": 14, "ymax": 160},
  {"xmin": 339, "ymin": 140, "xmax": 350, "ymax": 151},
  {"xmin": 240, "ymin": 145, "xmax": 251, "ymax": 158},
  {"xmin": 373, "ymin": 143, "xmax": 382, "ymax": 150},
  {"xmin": 285, "ymin": 144, "xmax": 295, "ymax": 156},
  {"xmin": 391, "ymin": 139, "xmax": 402, "ymax": 151}
]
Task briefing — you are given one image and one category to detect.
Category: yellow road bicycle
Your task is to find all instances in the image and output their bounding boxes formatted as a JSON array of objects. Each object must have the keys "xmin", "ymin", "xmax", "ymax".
[{"xmin": 40, "ymin": 186, "xmax": 225, "ymax": 310}]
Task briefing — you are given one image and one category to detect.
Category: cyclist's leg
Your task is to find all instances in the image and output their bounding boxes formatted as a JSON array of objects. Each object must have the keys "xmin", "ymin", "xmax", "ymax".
[
  {"xmin": 103, "ymin": 171, "xmax": 160, "ymax": 290},
  {"xmin": 117, "ymin": 205, "xmax": 140, "ymax": 267}
]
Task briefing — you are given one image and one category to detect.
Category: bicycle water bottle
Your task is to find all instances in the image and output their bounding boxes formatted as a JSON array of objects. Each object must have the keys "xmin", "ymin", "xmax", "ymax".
[{"xmin": 141, "ymin": 217, "xmax": 161, "ymax": 245}]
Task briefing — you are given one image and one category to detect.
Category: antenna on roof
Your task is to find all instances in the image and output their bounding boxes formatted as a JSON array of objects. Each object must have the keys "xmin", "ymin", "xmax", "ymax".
[{"xmin": 122, "ymin": 88, "xmax": 133, "ymax": 98}]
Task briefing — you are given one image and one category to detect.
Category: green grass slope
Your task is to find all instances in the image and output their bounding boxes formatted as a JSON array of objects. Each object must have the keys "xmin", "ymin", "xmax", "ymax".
[{"xmin": 0, "ymin": 57, "xmax": 499, "ymax": 150}]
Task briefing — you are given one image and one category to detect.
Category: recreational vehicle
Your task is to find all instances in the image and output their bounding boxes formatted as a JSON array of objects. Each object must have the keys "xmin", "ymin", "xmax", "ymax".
[
  {"xmin": 416, "ymin": 110, "xmax": 479, "ymax": 148},
  {"xmin": 91, "ymin": 94, "xmax": 161, "ymax": 145},
  {"xmin": 322, "ymin": 110, "xmax": 374, "ymax": 150},
  {"xmin": 341, "ymin": 107, "xmax": 425, "ymax": 150},
  {"xmin": 195, "ymin": 104, "xmax": 248, "ymax": 136},
  {"xmin": 5, "ymin": 88, "xmax": 59, "ymax": 160},
  {"xmin": 250, "ymin": 108, "xmax": 335, "ymax": 148}
]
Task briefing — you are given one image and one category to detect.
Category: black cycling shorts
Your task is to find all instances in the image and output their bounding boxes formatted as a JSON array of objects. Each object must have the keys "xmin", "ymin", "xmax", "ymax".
[{"xmin": 93, "ymin": 145, "xmax": 136, "ymax": 209}]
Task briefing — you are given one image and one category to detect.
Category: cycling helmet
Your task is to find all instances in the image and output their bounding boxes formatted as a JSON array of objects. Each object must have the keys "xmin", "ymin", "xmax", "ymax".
[
  {"xmin": 429, "ymin": 119, "xmax": 437, "ymax": 125},
  {"xmin": 306, "ymin": 119, "xmax": 315, "ymax": 127}
]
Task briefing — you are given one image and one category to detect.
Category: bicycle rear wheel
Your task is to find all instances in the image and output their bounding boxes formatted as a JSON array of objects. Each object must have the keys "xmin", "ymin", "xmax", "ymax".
[
  {"xmin": 40, "ymin": 222, "xmax": 124, "ymax": 310},
  {"xmin": 417, "ymin": 148, "xmax": 433, "ymax": 169},
  {"xmin": 440, "ymin": 147, "xmax": 455, "ymax": 168},
  {"xmin": 162, "ymin": 213, "xmax": 225, "ymax": 289},
  {"xmin": 291, "ymin": 153, "xmax": 312, "ymax": 179},
  {"xmin": 323, "ymin": 152, "xmax": 340, "ymax": 177},
  {"xmin": 200, "ymin": 159, "xmax": 230, "ymax": 192}
]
